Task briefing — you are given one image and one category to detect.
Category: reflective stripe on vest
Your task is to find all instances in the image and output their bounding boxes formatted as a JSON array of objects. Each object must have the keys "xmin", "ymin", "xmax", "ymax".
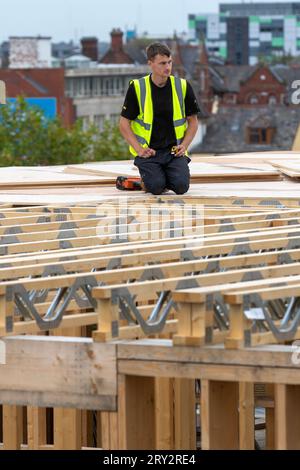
[{"xmin": 129, "ymin": 75, "xmax": 187, "ymax": 156}]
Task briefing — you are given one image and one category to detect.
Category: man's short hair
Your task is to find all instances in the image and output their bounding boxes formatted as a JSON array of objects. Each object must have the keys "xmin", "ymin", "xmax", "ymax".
[{"xmin": 146, "ymin": 42, "xmax": 171, "ymax": 61}]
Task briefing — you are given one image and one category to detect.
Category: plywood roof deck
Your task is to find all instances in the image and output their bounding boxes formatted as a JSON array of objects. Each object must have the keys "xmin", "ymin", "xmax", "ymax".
[{"xmin": 0, "ymin": 151, "xmax": 298, "ymax": 206}]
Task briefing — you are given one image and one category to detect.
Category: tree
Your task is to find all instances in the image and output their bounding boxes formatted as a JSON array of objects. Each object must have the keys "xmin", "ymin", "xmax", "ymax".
[
  {"xmin": 92, "ymin": 120, "xmax": 129, "ymax": 161},
  {"xmin": 0, "ymin": 96, "xmax": 129, "ymax": 166}
]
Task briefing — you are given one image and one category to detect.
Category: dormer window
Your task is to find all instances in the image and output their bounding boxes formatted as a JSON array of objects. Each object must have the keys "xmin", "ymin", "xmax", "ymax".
[
  {"xmin": 247, "ymin": 127, "xmax": 276, "ymax": 144},
  {"xmin": 246, "ymin": 114, "xmax": 276, "ymax": 145}
]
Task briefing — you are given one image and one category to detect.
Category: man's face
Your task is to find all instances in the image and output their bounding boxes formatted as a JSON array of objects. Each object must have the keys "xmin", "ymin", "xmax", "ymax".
[{"xmin": 148, "ymin": 54, "xmax": 173, "ymax": 79}]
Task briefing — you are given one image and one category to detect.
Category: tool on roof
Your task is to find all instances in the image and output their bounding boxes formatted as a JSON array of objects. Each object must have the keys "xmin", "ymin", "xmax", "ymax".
[{"xmin": 116, "ymin": 176, "xmax": 143, "ymax": 191}]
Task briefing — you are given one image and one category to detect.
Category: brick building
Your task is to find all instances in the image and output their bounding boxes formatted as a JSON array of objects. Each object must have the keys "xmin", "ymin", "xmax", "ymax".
[
  {"xmin": 0, "ymin": 68, "xmax": 75, "ymax": 126},
  {"xmin": 187, "ymin": 40, "xmax": 300, "ymax": 153},
  {"xmin": 213, "ymin": 64, "xmax": 287, "ymax": 106}
]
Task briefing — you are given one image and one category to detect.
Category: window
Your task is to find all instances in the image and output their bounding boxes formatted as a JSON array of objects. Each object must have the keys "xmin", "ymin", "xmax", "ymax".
[
  {"xmin": 249, "ymin": 94, "xmax": 259, "ymax": 104},
  {"xmin": 94, "ymin": 114, "xmax": 120, "ymax": 131},
  {"xmin": 110, "ymin": 114, "xmax": 120, "ymax": 126},
  {"xmin": 248, "ymin": 127, "xmax": 275, "ymax": 145},
  {"xmin": 81, "ymin": 116, "xmax": 91, "ymax": 131},
  {"xmin": 92, "ymin": 77, "xmax": 101, "ymax": 96},
  {"xmin": 260, "ymin": 26, "xmax": 272, "ymax": 33},
  {"xmin": 235, "ymin": 52, "xmax": 242, "ymax": 65},
  {"xmin": 268, "ymin": 95, "xmax": 277, "ymax": 105},
  {"xmin": 94, "ymin": 115, "xmax": 105, "ymax": 131},
  {"xmin": 77, "ymin": 79, "xmax": 85, "ymax": 97},
  {"xmin": 83, "ymin": 77, "xmax": 92, "ymax": 96},
  {"xmin": 105, "ymin": 79, "xmax": 110, "ymax": 95},
  {"xmin": 225, "ymin": 94, "xmax": 236, "ymax": 104},
  {"xmin": 249, "ymin": 128, "xmax": 261, "ymax": 143}
]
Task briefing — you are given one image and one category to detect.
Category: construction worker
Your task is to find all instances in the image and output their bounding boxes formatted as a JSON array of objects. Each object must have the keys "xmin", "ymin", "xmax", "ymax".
[{"xmin": 119, "ymin": 42, "xmax": 200, "ymax": 195}]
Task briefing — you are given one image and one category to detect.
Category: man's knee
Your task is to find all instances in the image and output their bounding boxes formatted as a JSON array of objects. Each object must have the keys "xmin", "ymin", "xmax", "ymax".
[
  {"xmin": 171, "ymin": 178, "xmax": 189, "ymax": 194},
  {"xmin": 174, "ymin": 184, "xmax": 189, "ymax": 194},
  {"xmin": 144, "ymin": 180, "xmax": 166, "ymax": 195}
]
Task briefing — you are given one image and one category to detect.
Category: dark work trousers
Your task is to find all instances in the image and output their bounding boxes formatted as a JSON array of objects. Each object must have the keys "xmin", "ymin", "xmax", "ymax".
[{"xmin": 134, "ymin": 148, "xmax": 191, "ymax": 195}]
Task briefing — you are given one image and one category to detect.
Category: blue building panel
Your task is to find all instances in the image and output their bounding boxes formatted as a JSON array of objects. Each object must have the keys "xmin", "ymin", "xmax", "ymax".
[{"xmin": 7, "ymin": 97, "xmax": 57, "ymax": 119}]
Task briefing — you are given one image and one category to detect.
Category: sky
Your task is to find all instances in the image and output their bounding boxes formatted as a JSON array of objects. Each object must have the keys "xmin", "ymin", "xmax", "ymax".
[{"xmin": 0, "ymin": 0, "xmax": 289, "ymax": 43}]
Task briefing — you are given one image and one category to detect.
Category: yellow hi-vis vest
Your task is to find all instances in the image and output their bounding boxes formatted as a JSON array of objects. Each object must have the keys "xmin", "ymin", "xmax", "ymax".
[{"xmin": 129, "ymin": 75, "xmax": 187, "ymax": 156}]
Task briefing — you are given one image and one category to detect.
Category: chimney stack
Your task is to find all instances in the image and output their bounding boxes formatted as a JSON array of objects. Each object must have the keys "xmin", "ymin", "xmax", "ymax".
[
  {"xmin": 110, "ymin": 28, "xmax": 124, "ymax": 52},
  {"xmin": 99, "ymin": 28, "xmax": 133, "ymax": 64},
  {"xmin": 81, "ymin": 37, "xmax": 98, "ymax": 62}
]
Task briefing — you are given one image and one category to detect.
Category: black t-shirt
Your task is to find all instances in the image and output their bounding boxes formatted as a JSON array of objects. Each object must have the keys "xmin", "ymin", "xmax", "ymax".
[{"xmin": 121, "ymin": 76, "xmax": 200, "ymax": 150}]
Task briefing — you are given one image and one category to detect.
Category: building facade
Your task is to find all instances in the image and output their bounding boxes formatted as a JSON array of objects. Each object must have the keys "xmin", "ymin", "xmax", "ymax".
[
  {"xmin": 193, "ymin": 56, "xmax": 300, "ymax": 153},
  {"xmin": 9, "ymin": 36, "xmax": 53, "ymax": 68},
  {"xmin": 189, "ymin": 2, "xmax": 300, "ymax": 65},
  {"xmin": 65, "ymin": 65, "xmax": 149, "ymax": 130}
]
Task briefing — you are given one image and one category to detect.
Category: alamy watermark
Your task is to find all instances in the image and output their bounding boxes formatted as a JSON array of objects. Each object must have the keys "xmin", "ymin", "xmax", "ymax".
[
  {"xmin": 291, "ymin": 81, "xmax": 300, "ymax": 104},
  {"xmin": 95, "ymin": 198, "xmax": 205, "ymax": 242}
]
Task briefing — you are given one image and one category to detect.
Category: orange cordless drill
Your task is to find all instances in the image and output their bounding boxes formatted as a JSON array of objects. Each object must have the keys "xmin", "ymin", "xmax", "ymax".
[{"xmin": 116, "ymin": 176, "xmax": 143, "ymax": 191}]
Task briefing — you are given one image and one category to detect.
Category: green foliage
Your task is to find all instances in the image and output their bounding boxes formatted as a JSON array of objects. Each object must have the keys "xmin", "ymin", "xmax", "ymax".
[
  {"xmin": 269, "ymin": 52, "xmax": 295, "ymax": 65},
  {"xmin": 0, "ymin": 96, "xmax": 129, "ymax": 166},
  {"xmin": 257, "ymin": 52, "xmax": 295, "ymax": 66},
  {"xmin": 92, "ymin": 120, "xmax": 129, "ymax": 161}
]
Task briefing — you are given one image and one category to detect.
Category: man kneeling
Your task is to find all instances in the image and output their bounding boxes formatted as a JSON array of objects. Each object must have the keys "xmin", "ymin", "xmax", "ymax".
[{"xmin": 119, "ymin": 42, "xmax": 200, "ymax": 195}]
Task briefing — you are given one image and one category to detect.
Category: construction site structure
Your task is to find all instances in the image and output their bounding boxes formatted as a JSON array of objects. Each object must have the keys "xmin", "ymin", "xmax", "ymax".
[{"xmin": 0, "ymin": 155, "xmax": 300, "ymax": 449}]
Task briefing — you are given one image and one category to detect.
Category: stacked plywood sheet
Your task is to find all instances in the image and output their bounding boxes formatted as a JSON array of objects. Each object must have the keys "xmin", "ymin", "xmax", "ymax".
[
  {"xmin": 268, "ymin": 159, "xmax": 300, "ymax": 179},
  {"xmin": 63, "ymin": 159, "xmax": 281, "ymax": 183},
  {"xmin": 193, "ymin": 150, "xmax": 300, "ymax": 163},
  {"xmin": 63, "ymin": 162, "xmax": 139, "ymax": 178},
  {"xmin": 1, "ymin": 178, "xmax": 300, "ymax": 206},
  {"xmin": 0, "ymin": 157, "xmax": 285, "ymax": 206},
  {"xmin": 0, "ymin": 165, "xmax": 114, "ymax": 188}
]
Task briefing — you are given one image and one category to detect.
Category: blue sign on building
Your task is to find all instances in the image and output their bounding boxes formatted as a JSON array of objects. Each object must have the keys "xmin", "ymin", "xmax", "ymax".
[{"xmin": 6, "ymin": 97, "xmax": 57, "ymax": 119}]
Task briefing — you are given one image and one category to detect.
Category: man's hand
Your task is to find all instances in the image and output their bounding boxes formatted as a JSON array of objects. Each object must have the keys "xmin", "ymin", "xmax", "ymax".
[
  {"xmin": 174, "ymin": 144, "xmax": 187, "ymax": 157},
  {"xmin": 138, "ymin": 147, "xmax": 156, "ymax": 158}
]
